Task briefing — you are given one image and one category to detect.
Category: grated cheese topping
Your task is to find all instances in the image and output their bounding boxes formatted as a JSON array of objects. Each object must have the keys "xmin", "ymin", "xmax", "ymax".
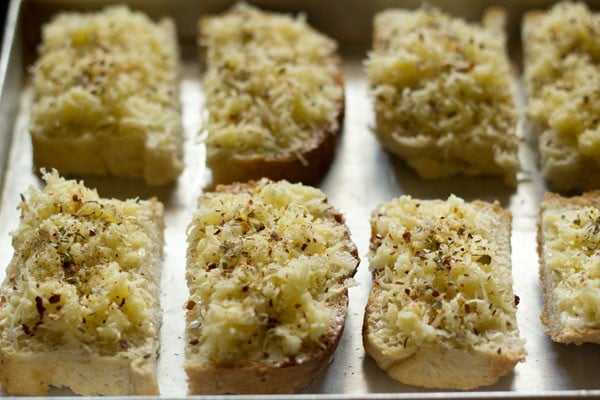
[
  {"xmin": 366, "ymin": 7, "xmax": 519, "ymax": 182},
  {"xmin": 30, "ymin": 6, "xmax": 182, "ymax": 151},
  {"xmin": 524, "ymin": 2, "xmax": 600, "ymax": 158},
  {"xmin": 367, "ymin": 195, "xmax": 522, "ymax": 351},
  {"xmin": 0, "ymin": 171, "xmax": 162, "ymax": 354},
  {"xmin": 201, "ymin": 3, "xmax": 342, "ymax": 157},
  {"xmin": 185, "ymin": 179, "xmax": 357, "ymax": 366},
  {"xmin": 541, "ymin": 205, "xmax": 600, "ymax": 326}
]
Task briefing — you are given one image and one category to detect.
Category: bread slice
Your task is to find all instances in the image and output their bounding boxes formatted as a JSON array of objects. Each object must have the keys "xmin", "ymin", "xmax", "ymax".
[
  {"xmin": 538, "ymin": 191, "xmax": 600, "ymax": 344},
  {"xmin": 199, "ymin": 3, "xmax": 344, "ymax": 186},
  {"xmin": 522, "ymin": 2, "xmax": 600, "ymax": 191},
  {"xmin": 363, "ymin": 195, "xmax": 525, "ymax": 390},
  {"xmin": 366, "ymin": 7, "xmax": 520, "ymax": 185},
  {"xmin": 184, "ymin": 179, "xmax": 359, "ymax": 394},
  {"xmin": 30, "ymin": 6, "xmax": 183, "ymax": 186},
  {"xmin": 0, "ymin": 171, "xmax": 164, "ymax": 395}
]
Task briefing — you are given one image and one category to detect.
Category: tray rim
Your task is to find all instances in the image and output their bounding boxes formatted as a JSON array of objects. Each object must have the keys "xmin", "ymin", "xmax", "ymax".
[{"xmin": 1, "ymin": 0, "xmax": 600, "ymax": 398}]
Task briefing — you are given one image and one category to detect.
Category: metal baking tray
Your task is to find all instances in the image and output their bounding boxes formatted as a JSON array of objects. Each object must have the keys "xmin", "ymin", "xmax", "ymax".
[{"xmin": 1, "ymin": 0, "xmax": 599, "ymax": 398}]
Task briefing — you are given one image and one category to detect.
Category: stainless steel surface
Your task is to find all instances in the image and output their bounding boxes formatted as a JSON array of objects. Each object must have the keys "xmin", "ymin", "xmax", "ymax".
[{"xmin": 1, "ymin": 0, "xmax": 599, "ymax": 397}]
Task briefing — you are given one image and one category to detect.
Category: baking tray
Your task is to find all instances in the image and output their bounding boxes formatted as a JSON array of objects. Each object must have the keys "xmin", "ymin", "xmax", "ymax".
[{"xmin": 1, "ymin": 0, "xmax": 600, "ymax": 398}]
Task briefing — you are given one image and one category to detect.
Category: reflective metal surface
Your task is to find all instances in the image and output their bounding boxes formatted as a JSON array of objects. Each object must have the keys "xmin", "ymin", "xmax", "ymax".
[{"xmin": 0, "ymin": 0, "xmax": 599, "ymax": 397}]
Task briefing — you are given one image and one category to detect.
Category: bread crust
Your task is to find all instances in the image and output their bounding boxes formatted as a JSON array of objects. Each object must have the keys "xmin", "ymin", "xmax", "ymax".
[
  {"xmin": 184, "ymin": 179, "xmax": 358, "ymax": 394},
  {"xmin": 205, "ymin": 93, "xmax": 343, "ymax": 186},
  {"xmin": 199, "ymin": 7, "xmax": 344, "ymax": 186},
  {"xmin": 0, "ymin": 347, "xmax": 158, "ymax": 395},
  {"xmin": 363, "ymin": 338, "xmax": 521, "ymax": 390},
  {"xmin": 185, "ymin": 303, "xmax": 347, "ymax": 394},
  {"xmin": 363, "ymin": 197, "xmax": 525, "ymax": 390},
  {"xmin": 538, "ymin": 191, "xmax": 600, "ymax": 344}
]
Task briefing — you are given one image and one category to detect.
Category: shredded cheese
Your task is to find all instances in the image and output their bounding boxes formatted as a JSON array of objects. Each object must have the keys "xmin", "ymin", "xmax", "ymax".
[
  {"xmin": 0, "ymin": 171, "xmax": 162, "ymax": 354},
  {"xmin": 201, "ymin": 3, "xmax": 342, "ymax": 157},
  {"xmin": 30, "ymin": 6, "xmax": 182, "ymax": 152},
  {"xmin": 366, "ymin": 7, "xmax": 519, "ymax": 183},
  {"xmin": 541, "ymin": 205, "xmax": 600, "ymax": 326},
  {"xmin": 524, "ymin": 2, "xmax": 600, "ymax": 159},
  {"xmin": 185, "ymin": 179, "xmax": 357, "ymax": 365},
  {"xmin": 367, "ymin": 195, "xmax": 522, "ymax": 351}
]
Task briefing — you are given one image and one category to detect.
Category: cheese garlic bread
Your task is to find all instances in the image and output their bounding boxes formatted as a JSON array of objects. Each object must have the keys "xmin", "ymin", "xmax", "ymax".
[
  {"xmin": 367, "ymin": 7, "xmax": 520, "ymax": 185},
  {"xmin": 185, "ymin": 179, "xmax": 358, "ymax": 394},
  {"xmin": 199, "ymin": 3, "xmax": 344, "ymax": 185},
  {"xmin": 0, "ymin": 171, "xmax": 164, "ymax": 395},
  {"xmin": 364, "ymin": 195, "xmax": 525, "ymax": 389},
  {"xmin": 539, "ymin": 191, "xmax": 600, "ymax": 344},
  {"xmin": 523, "ymin": 2, "xmax": 600, "ymax": 191},
  {"xmin": 30, "ymin": 6, "xmax": 183, "ymax": 185}
]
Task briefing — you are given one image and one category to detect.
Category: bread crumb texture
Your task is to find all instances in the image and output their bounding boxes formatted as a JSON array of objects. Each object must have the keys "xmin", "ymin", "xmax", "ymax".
[
  {"xmin": 30, "ymin": 6, "xmax": 183, "ymax": 184},
  {"xmin": 365, "ymin": 195, "xmax": 525, "ymax": 388},
  {"xmin": 0, "ymin": 171, "xmax": 163, "ymax": 354},
  {"xmin": 366, "ymin": 7, "xmax": 519, "ymax": 184},
  {"xmin": 540, "ymin": 192, "xmax": 600, "ymax": 342},
  {"xmin": 523, "ymin": 2, "xmax": 600, "ymax": 189},
  {"xmin": 185, "ymin": 179, "xmax": 358, "ymax": 366},
  {"xmin": 201, "ymin": 3, "xmax": 342, "ymax": 157}
]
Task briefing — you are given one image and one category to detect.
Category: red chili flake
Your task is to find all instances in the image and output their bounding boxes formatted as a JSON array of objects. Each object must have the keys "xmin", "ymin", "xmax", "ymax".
[
  {"xmin": 294, "ymin": 304, "xmax": 301, "ymax": 309},
  {"xmin": 301, "ymin": 243, "xmax": 308, "ymax": 251},
  {"xmin": 35, "ymin": 296, "xmax": 45, "ymax": 318},
  {"xmin": 404, "ymin": 288, "xmax": 411, "ymax": 296},
  {"xmin": 48, "ymin": 294, "xmax": 61, "ymax": 304},
  {"xmin": 89, "ymin": 230, "xmax": 96, "ymax": 236},
  {"xmin": 22, "ymin": 324, "xmax": 33, "ymax": 336},
  {"xmin": 242, "ymin": 285, "xmax": 249, "ymax": 292},
  {"xmin": 457, "ymin": 63, "xmax": 475, "ymax": 73},
  {"xmin": 72, "ymin": 194, "xmax": 80, "ymax": 202},
  {"xmin": 119, "ymin": 298, "xmax": 126, "ymax": 307},
  {"xmin": 464, "ymin": 303, "xmax": 471, "ymax": 313},
  {"xmin": 270, "ymin": 231, "xmax": 281, "ymax": 241},
  {"xmin": 119, "ymin": 340, "xmax": 129, "ymax": 349},
  {"xmin": 189, "ymin": 339, "xmax": 199, "ymax": 346},
  {"xmin": 333, "ymin": 213, "xmax": 344, "ymax": 223},
  {"xmin": 431, "ymin": 290, "xmax": 440, "ymax": 298},
  {"xmin": 186, "ymin": 300, "xmax": 196, "ymax": 310},
  {"xmin": 514, "ymin": 295, "xmax": 520, "ymax": 306},
  {"xmin": 497, "ymin": 348, "xmax": 502, "ymax": 354},
  {"xmin": 402, "ymin": 230, "xmax": 411, "ymax": 243},
  {"xmin": 206, "ymin": 263, "xmax": 217, "ymax": 271}
]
